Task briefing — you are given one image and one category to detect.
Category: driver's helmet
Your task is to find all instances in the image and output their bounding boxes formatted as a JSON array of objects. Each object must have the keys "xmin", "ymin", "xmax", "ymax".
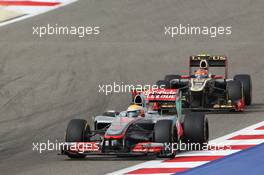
[
  {"xmin": 194, "ymin": 68, "xmax": 209, "ymax": 78},
  {"xmin": 194, "ymin": 59, "xmax": 209, "ymax": 78},
  {"xmin": 126, "ymin": 104, "xmax": 145, "ymax": 118}
]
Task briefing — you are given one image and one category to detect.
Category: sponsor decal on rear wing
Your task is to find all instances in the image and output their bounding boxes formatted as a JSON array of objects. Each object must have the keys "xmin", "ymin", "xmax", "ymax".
[
  {"xmin": 190, "ymin": 55, "xmax": 227, "ymax": 67},
  {"xmin": 142, "ymin": 89, "xmax": 179, "ymax": 102}
]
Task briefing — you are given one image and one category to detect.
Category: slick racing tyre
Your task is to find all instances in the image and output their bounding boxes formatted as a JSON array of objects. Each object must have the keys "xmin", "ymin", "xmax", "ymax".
[
  {"xmin": 154, "ymin": 120, "xmax": 176, "ymax": 158},
  {"xmin": 234, "ymin": 74, "xmax": 252, "ymax": 105},
  {"xmin": 183, "ymin": 112, "xmax": 209, "ymax": 150},
  {"xmin": 65, "ymin": 119, "xmax": 90, "ymax": 159},
  {"xmin": 154, "ymin": 120, "xmax": 174, "ymax": 143},
  {"xmin": 227, "ymin": 80, "xmax": 242, "ymax": 103}
]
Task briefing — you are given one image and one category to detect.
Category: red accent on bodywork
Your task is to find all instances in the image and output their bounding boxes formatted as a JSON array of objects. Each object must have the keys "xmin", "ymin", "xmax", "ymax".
[
  {"xmin": 211, "ymin": 75, "xmax": 224, "ymax": 79},
  {"xmin": 144, "ymin": 89, "xmax": 178, "ymax": 101},
  {"xmin": 235, "ymin": 99, "xmax": 245, "ymax": 112},
  {"xmin": 131, "ymin": 88, "xmax": 178, "ymax": 102},
  {"xmin": 225, "ymin": 58, "xmax": 228, "ymax": 79},
  {"xmin": 104, "ymin": 134, "xmax": 124, "ymax": 139},
  {"xmin": 176, "ymin": 121, "xmax": 183, "ymax": 138},
  {"xmin": 132, "ymin": 142, "xmax": 162, "ymax": 153},
  {"xmin": 180, "ymin": 75, "xmax": 190, "ymax": 79},
  {"xmin": 152, "ymin": 102, "xmax": 159, "ymax": 110}
]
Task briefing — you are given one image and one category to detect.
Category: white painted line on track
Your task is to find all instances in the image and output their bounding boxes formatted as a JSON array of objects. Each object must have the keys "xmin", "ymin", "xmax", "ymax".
[{"xmin": 107, "ymin": 121, "xmax": 264, "ymax": 175}]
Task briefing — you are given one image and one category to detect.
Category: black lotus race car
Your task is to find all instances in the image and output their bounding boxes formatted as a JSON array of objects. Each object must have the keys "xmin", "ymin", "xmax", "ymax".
[
  {"xmin": 156, "ymin": 55, "xmax": 252, "ymax": 112},
  {"xmin": 60, "ymin": 89, "xmax": 209, "ymax": 158}
]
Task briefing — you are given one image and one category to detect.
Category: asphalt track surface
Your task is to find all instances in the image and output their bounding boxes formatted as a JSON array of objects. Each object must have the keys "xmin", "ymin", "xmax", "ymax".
[{"xmin": 0, "ymin": 0, "xmax": 263, "ymax": 175}]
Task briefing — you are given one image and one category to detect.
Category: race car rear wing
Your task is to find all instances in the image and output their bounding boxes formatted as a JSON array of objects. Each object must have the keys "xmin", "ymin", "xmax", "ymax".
[
  {"xmin": 189, "ymin": 55, "xmax": 228, "ymax": 78},
  {"xmin": 132, "ymin": 88, "xmax": 183, "ymax": 117},
  {"xmin": 143, "ymin": 89, "xmax": 178, "ymax": 102},
  {"xmin": 131, "ymin": 88, "xmax": 179, "ymax": 101},
  {"xmin": 190, "ymin": 55, "xmax": 227, "ymax": 67}
]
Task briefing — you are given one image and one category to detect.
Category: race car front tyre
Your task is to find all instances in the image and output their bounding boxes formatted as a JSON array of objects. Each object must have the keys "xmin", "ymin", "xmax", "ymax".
[
  {"xmin": 154, "ymin": 120, "xmax": 175, "ymax": 158},
  {"xmin": 154, "ymin": 120, "xmax": 174, "ymax": 143},
  {"xmin": 234, "ymin": 74, "xmax": 252, "ymax": 105},
  {"xmin": 65, "ymin": 119, "xmax": 89, "ymax": 159},
  {"xmin": 227, "ymin": 80, "xmax": 242, "ymax": 103},
  {"xmin": 66, "ymin": 119, "xmax": 87, "ymax": 142},
  {"xmin": 183, "ymin": 112, "xmax": 209, "ymax": 150}
]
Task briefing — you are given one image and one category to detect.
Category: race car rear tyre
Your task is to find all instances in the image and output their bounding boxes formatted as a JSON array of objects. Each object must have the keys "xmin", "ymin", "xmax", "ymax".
[
  {"xmin": 156, "ymin": 80, "xmax": 170, "ymax": 89},
  {"xmin": 227, "ymin": 80, "xmax": 242, "ymax": 103},
  {"xmin": 234, "ymin": 74, "xmax": 252, "ymax": 105},
  {"xmin": 183, "ymin": 112, "xmax": 209, "ymax": 150},
  {"xmin": 154, "ymin": 120, "xmax": 174, "ymax": 143},
  {"xmin": 65, "ymin": 119, "xmax": 89, "ymax": 159}
]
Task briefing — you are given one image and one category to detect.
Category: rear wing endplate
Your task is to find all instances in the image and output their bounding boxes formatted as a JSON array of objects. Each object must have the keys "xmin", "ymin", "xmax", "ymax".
[{"xmin": 190, "ymin": 55, "xmax": 227, "ymax": 67}]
